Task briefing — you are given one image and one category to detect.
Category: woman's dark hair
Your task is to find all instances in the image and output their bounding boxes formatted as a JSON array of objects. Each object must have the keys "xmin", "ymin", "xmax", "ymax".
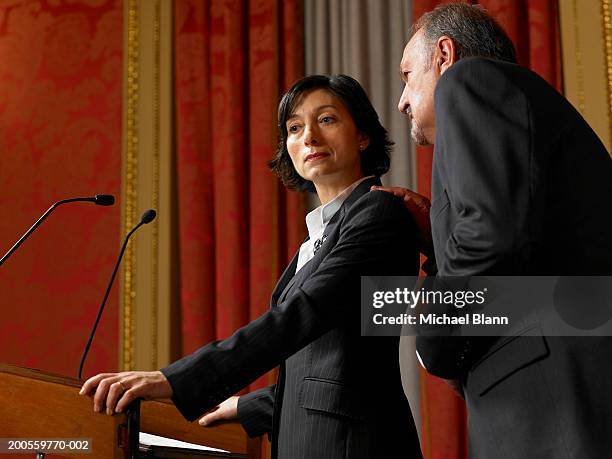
[{"xmin": 269, "ymin": 74, "xmax": 393, "ymax": 192}]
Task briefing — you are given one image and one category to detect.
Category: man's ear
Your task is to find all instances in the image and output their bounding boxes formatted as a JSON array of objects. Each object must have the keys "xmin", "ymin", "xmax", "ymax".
[{"xmin": 434, "ymin": 35, "xmax": 457, "ymax": 76}]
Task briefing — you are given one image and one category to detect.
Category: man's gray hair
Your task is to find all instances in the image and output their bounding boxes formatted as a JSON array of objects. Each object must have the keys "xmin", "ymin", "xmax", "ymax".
[{"xmin": 413, "ymin": 3, "xmax": 517, "ymax": 67}]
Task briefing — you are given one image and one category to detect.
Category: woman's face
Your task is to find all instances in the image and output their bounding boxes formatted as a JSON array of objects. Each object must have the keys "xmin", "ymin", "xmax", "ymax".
[{"xmin": 285, "ymin": 89, "xmax": 368, "ymax": 188}]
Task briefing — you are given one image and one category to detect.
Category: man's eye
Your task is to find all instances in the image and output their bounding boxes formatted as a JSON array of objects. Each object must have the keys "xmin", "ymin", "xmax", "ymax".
[{"xmin": 288, "ymin": 125, "xmax": 300, "ymax": 133}]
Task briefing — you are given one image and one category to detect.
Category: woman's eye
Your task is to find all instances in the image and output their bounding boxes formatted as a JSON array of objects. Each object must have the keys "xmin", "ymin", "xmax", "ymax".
[
  {"xmin": 288, "ymin": 124, "xmax": 300, "ymax": 133},
  {"xmin": 320, "ymin": 116, "xmax": 335, "ymax": 124}
]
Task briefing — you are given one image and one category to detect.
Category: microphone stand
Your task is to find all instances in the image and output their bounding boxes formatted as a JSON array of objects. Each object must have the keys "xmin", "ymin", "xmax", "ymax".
[
  {"xmin": 78, "ymin": 210, "xmax": 156, "ymax": 380},
  {"xmin": 0, "ymin": 195, "xmax": 114, "ymax": 267}
]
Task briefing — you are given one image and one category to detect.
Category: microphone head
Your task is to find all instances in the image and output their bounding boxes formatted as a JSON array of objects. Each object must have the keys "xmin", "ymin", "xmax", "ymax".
[
  {"xmin": 94, "ymin": 194, "xmax": 115, "ymax": 206},
  {"xmin": 141, "ymin": 209, "xmax": 157, "ymax": 224}
]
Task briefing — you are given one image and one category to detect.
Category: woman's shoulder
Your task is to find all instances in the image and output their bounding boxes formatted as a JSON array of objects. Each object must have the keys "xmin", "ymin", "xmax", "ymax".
[
  {"xmin": 344, "ymin": 188, "xmax": 410, "ymax": 220},
  {"xmin": 337, "ymin": 188, "xmax": 417, "ymax": 240}
]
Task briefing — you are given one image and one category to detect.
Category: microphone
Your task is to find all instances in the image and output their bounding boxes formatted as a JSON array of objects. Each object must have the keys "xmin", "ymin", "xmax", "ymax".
[
  {"xmin": 78, "ymin": 209, "xmax": 157, "ymax": 380},
  {"xmin": 94, "ymin": 194, "xmax": 115, "ymax": 206},
  {"xmin": 0, "ymin": 195, "xmax": 115, "ymax": 267}
]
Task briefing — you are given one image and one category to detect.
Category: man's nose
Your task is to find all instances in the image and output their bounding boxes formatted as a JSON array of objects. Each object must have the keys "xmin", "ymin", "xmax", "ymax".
[{"xmin": 398, "ymin": 85, "xmax": 410, "ymax": 114}]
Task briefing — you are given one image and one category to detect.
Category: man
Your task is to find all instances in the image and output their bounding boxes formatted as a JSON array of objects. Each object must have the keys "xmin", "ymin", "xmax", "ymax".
[{"xmin": 376, "ymin": 3, "xmax": 612, "ymax": 458}]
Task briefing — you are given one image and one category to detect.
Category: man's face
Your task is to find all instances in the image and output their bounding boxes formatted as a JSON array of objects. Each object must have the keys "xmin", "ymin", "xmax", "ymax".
[{"xmin": 398, "ymin": 30, "xmax": 440, "ymax": 146}]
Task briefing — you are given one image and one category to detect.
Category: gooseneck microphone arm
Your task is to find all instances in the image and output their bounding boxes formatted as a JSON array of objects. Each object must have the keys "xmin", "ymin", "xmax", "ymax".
[
  {"xmin": 78, "ymin": 209, "xmax": 156, "ymax": 380},
  {"xmin": 0, "ymin": 194, "xmax": 115, "ymax": 267}
]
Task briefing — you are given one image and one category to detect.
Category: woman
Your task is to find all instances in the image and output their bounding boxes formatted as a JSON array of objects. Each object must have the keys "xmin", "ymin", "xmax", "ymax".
[{"xmin": 81, "ymin": 75, "xmax": 422, "ymax": 458}]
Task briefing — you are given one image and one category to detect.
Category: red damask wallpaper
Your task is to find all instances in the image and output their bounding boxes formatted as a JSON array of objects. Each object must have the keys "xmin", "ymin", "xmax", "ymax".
[{"xmin": 0, "ymin": 0, "xmax": 123, "ymax": 379}]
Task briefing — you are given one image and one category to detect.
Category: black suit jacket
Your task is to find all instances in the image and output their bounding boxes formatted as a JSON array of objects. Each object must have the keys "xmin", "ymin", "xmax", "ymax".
[
  {"xmin": 417, "ymin": 57, "xmax": 612, "ymax": 458},
  {"xmin": 163, "ymin": 178, "xmax": 423, "ymax": 459}
]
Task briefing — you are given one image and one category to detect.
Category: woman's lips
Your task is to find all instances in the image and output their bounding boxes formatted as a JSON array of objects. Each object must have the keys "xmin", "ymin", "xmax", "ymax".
[{"xmin": 305, "ymin": 152, "xmax": 329, "ymax": 162}]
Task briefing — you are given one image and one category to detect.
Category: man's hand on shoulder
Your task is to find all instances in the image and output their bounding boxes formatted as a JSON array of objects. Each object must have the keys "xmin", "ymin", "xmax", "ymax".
[{"xmin": 371, "ymin": 186, "xmax": 433, "ymax": 256}]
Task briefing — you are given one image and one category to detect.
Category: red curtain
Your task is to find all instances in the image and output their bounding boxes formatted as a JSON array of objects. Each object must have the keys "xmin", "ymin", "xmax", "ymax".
[
  {"xmin": 478, "ymin": 0, "xmax": 562, "ymax": 90},
  {"xmin": 0, "ymin": 1, "xmax": 123, "ymax": 378},
  {"xmin": 174, "ymin": 0, "xmax": 306, "ymax": 398},
  {"xmin": 412, "ymin": 1, "xmax": 562, "ymax": 458}
]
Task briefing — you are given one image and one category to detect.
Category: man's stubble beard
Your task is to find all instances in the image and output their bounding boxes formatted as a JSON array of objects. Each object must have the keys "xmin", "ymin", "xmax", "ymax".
[{"xmin": 410, "ymin": 118, "xmax": 430, "ymax": 146}]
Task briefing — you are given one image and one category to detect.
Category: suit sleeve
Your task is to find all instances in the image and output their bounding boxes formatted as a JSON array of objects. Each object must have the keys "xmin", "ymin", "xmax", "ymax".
[
  {"xmin": 237, "ymin": 385, "xmax": 275, "ymax": 438},
  {"xmin": 162, "ymin": 191, "xmax": 417, "ymax": 421},
  {"xmin": 417, "ymin": 59, "xmax": 532, "ymax": 378}
]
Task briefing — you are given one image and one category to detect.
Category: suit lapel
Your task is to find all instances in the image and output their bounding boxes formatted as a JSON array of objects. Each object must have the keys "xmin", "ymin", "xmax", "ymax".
[
  {"xmin": 270, "ymin": 247, "xmax": 302, "ymax": 307},
  {"xmin": 276, "ymin": 177, "xmax": 381, "ymax": 305}
]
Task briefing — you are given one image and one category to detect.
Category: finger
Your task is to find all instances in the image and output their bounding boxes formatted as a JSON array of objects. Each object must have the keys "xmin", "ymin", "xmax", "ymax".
[
  {"xmin": 198, "ymin": 411, "xmax": 218, "ymax": 426},
  {"xmin": 370, "ymin": 185, "xmax": 405, "ymax": 196},
  {"xmin": 115, "ymin": 387, "xmax": 139, "ymax": 414},
  {"xmin": 92, "ymin": 376, "xmax": 120, "ymax": 413},
  {"xmin": 401, "ymin": 193, "xmax": 431, "ymax": 211},
  {"xmin": 399, "ymin": 191, "xmax": 427, "ymax": 204},
  {"xmin": 105, "ymin": 381, "xmax": 126, "ymax": 415},
  {"xmin": 203, "ymin": 405, "xmax": 220, "ymax": 416},
  {"xmin": 373, "ymin": 186, "xmax": 424, "ymax": 204},
  {"xmin": 80, "ymin": 373, "xmax": 117, "ymax": 396},
  {"xmin": 402, "ymin": 197, "xmax": 426, "ymax": 214},
  {"xmin": 199, "ymin": 404, "xmax": 228, "ymax": 426}
]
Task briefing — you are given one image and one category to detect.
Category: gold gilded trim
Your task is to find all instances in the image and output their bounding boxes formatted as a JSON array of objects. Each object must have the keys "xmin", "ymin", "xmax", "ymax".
[
  {"xmin": 603, "ymin": 0, "xmax": 612, "ymax": 154},
  {"xmin": 572, "ymin": 0, "xmax": 586, "ymax": 114},
  {"xmin": 150, "ymin": 0, "xmax": 161, "ymax": 369},
  {"xmin": 123, "ymin": 0, "xmax": 139, "ymax": 371}
]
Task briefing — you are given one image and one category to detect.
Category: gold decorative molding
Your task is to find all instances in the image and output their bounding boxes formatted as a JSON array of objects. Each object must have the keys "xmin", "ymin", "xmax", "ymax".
[
  {"xmin": 150, "ymin": 0, "xmax": 161, "ymax": 371},
  {"xmin": 122, "ymin": 0, "xmax": 139, "ymax": 372},
  {"xmin": 572, "ymin": 0, "xmax": 586, "ymax": 114},
  {"xmin": 559, "ymin": 0, "xmax": 612, "ymax": 151},
  {"xmin": 602, "ymin": 0, "xmax": 612, "ymax": 153},
  {"xmin": 120, "ymin": 0, "xmax": 176, "ymax": 371}
]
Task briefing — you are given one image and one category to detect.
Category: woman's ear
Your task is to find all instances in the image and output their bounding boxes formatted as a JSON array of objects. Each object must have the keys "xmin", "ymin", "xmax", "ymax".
[{"xmin": 358, "ymin": 133, "xmax": 370, "ymax": 151}]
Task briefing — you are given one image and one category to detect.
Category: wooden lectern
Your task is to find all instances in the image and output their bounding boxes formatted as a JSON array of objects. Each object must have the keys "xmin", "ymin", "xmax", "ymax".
[{"xmin": 0, "ymin": 364, "xmax": 261, "ymax": 459}]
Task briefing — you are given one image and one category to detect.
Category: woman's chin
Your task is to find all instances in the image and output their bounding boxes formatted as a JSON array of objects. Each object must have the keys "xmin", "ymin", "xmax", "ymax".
[{"xmin": 302, "ymin": 168, "xmax": 328, "ymax": 184}]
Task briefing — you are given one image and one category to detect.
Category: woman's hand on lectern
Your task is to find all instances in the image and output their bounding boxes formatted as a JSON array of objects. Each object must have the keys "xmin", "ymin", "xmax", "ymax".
[
  {"xmin": 79, "ymin": 370, "xmax": 173, "ymax": 415},
  {"xmin": 198, "ymin": 396, "xmax": 239, "ymax": 427}
]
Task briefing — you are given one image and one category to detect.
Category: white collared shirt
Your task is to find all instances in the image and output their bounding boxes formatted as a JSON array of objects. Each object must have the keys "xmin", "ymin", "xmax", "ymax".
[{"xmin": 295, "ymin": 176, "xmax": 374, "ymax": 274}]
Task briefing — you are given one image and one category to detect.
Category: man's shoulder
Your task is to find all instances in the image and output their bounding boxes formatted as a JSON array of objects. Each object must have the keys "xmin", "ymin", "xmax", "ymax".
[
  {"xmin": 434, "ymin": 57, "xmax": 538, "ymax": 113},
  {"xmin": 439, "ymin": 57, "xmax": 553, "ymax": 96},
  {"xmin": 449, "ymin": 56, "xmax": 522, "ymax": 75},
  {"xmin": 454, "ymin": 56, "xmax": 516, "ymax": 69},
  {"xmin": 440, "ymin": 57, "xmax": 522, "ymax": 89}
]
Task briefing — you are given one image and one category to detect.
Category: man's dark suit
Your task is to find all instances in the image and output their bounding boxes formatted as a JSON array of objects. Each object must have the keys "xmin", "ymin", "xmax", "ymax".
[
  {"xmin": 162, "ymin": 178, "xmax": 423, "ymax": 458},
  {"xmin": 417, "ymin": 57, "xmax": 612, "ymax": 458}
]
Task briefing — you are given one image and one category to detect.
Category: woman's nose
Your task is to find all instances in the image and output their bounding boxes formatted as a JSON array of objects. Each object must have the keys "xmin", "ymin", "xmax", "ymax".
[{"xmin": 304, "ymin": 124, "xmax": 319, "ymax": 146}]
